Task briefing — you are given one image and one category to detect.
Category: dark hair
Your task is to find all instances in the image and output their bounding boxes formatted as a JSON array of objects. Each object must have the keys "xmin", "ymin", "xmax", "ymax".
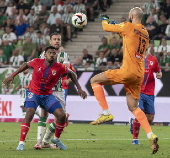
[
  {"xmin": 45, "ymin": 46, "xmax": 57, "ymax": 53},
  {"xmin": 159, "ymin": 52, "xmax": 163, "ymax": 57},
  {"xmin": 50, "ymin": 32, "xmax": 61, "ymax": 39}
]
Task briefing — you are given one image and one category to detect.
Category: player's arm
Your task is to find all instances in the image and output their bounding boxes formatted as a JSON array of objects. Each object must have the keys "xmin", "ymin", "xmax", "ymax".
[
  {"xmin": 3, "ymin": 62, "xmax": 30, "ymax": 85},
  {"xmin": 62, "ymin": 68, "xmax": 87, "ymax": 99},
  {"xmin": 154, "ymin": 57, "xmax": 162, "ymax": 79},
  {"xmin": 100, "ymin": 14, "xmax": 124, "ymax": 33}
]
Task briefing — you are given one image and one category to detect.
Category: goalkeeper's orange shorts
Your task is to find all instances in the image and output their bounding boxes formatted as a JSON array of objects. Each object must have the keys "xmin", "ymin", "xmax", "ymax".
[{"xmin": 104, "ymin": 67, "xmax": 143, "ymax": 100}]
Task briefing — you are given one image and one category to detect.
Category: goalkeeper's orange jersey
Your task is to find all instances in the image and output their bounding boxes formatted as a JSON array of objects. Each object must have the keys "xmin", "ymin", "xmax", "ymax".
[{"xmin": 102, "ymin": 21, "xmax": 149, "ymax": 77}]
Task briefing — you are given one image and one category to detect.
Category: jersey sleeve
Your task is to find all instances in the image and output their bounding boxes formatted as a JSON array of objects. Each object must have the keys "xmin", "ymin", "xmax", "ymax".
[
  {"xmin": 102, "ymin": 21, "xmax": 126, "ymax": 35},
  {"xmin": 28, "ymin": 58, "xmax": 39, "ymax": 68},
  {"xmin": 154, "ymin": 57, "xmax": 161, "ymax": 73}
]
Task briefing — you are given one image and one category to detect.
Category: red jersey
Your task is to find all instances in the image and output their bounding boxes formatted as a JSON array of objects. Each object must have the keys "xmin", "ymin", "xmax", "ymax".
[
  {"xmin": 29, "ymin": 58, "xmax": 67, "ymax": 95},
  {"xmin": 140, "ymin": 54, "xmax": 160, "ymax": 95},
  {"xmin": 62, "ymin": 64, "xmax": 76, "ymax": 89}
]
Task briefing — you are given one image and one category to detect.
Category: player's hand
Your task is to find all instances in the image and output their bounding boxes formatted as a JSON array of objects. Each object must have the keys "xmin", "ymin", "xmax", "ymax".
[
  {"xmin": 64, "ymin": 79, "xmax": 70, "ymax": 85},
  {"xmin": 77, "ymin": 88, "xmax": 87, "ymax": 99},
  {"xmin": 156, "ymin": 72, "xmax": 162, "ymax": 79},
  {"xmin": 100, "ymin": 14, "xmax": 110, "ymax": 22},
  {"xmin": 2, "ymin": 75, "xmax": 14, "ymax": 86}
]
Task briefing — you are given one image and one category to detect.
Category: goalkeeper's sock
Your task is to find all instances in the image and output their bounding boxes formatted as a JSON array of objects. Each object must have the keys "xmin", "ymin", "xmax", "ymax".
[
  {"xmin": 91, "ymin": 83, "xmax": 109, "ymax": 110},
  {"xmin": 43, "ymin": 122, "xmax": 56, "ymax": 143},
  {"xmin": 132, "ymin": 118, "xmax": 141, "ymax": 139},
  {"xmin": 37, "ymin": 117, "xmax": 47, "ymax": 141}
]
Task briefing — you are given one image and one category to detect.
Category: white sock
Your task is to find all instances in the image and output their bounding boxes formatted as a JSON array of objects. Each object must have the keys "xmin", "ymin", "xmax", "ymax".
[
  {"xmin": 147, "ymin": 132, "xmax": 153, "ymax": 139},
  {"xmin": 53, "ymin": 136, "xmax": 59, "ymax": 141},
  {"xmin": 103, "ymin": 109, "xmax": 111, "ymax": 115},
  {"xmin": 43, "ymin": 128, "xmax": 54, "ymax": 143},
  {"xmin": 19, "ymin": 141, "xmax": 25, "ymax": 145},
  {"xmin": 37, "ymin": 126, "xmax": 46, "ymax": 141}
]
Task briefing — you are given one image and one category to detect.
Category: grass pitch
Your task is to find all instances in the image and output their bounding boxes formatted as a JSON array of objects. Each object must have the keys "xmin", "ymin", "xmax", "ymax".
[{"xmin": 0, "ymin": 122, "xmax": 170, "ymax": 158}]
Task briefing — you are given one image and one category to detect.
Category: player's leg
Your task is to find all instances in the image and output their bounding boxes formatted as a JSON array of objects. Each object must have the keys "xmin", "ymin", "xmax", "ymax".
[
  {"xmin": 20, "ymin": 98, "xmax": 26, "ymax": 116},
  {"xmin": 42, "ymin": 91, "xmax": 66, "ymax": 148},
  {"xmin": 90, "ymin": 70, "xmax": 119, "ymax": 125},
  {"xmin": 130, "ymin": 93, "xmax": 144, "ymax": 145},
  {"xmin": 41, "ymin": 94, "xmax": 67, "ymax": 150},
  {"xmin": 17, "ymin": 101, "xmax": 38, "ymax": 150},
  {"xmin": 34, "ymin": 108, "xmax": 49, "ymax": 149},
  {"xmin": 126, "ymin": 84, "xmax": 159, "ymax": 154}
]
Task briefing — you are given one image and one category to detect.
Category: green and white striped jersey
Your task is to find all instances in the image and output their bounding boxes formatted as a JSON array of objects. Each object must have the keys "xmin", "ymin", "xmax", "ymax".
[
  {"xmin": 19, "ymin": 73, "xmax": 32, "ymax": 98},
  {"xmin": 39, "ymin": 50, "xmax": 69, "ymax": 92}
]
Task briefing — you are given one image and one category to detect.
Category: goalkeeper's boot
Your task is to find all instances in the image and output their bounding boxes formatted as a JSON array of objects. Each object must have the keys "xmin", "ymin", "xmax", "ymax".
[
  {"xmin": 51, "ymin": 138, "xmax": 67, "ymax": 150},
  {"xmin": 150, "ymin": 134, "xmax": 159, "ymax": 154},
  {"xmin": 129, "ymin": 118, "xmax": 134, "ymax": 134},
  {"xmin": 132, "ymin": 139, "xmax": 140, "ymax": 145},
  {"xmin": 90, "ymin": 114, "xmax": 113, "ymax": 125},
  {"xmin": 42, "ymin": 141, "xmax": 57, "ymax": 148},
  {"xmin": 34, "ymin": 140, "xmax": 42, "ymax": 149},
  {"xmin": 65, "ymin": 113, "xmax": 70, "ymax": 127},
  {"xmin": 16, "ymin": 144, "xmax": 24, "ymax": 150}
]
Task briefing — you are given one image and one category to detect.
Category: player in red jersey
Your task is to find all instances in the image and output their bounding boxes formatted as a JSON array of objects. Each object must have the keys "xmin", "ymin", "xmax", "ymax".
[
  {"xmin": 3, "ymin": 46, "xmax": 87, "ymax": 151},
  {"xmin": 130, "ymin": 46, "xmax": 162, "ymax": 145}
]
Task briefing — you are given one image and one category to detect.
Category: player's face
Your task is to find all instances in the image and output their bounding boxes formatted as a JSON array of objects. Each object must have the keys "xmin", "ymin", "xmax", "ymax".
[
  {"xmin": 45, "ymin": 49, "xmax": 57, "ymax": 63},
  {"xmin": 49, "ymin": 35, "xmax": 61, "ymax": 49}
]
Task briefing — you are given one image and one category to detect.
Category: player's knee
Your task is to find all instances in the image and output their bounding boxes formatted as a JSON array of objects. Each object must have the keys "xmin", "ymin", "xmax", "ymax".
[
  {"xmin": 90, "ymin": 77, "xmax": 97, "ymax": 84},
  {"xmin": 57, "ymin": 113, "xmax": 66, "ymax": 122}
]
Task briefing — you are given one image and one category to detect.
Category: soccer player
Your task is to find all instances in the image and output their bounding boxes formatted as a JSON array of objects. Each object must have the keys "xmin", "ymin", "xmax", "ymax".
[
  {"xmin": 90, "ymin": 7, "xmax": 159, "ymax": 154},
  {"xmin": 34, "ymin": 33, "xmax": 72, "ymax": 149},
  {"xmin": 129, "ymin": 47, "xmax": 162, "ymax": 145},
  {"xmin": 3, "ymin": 46, "xmax": 87, "ymax": 150}
]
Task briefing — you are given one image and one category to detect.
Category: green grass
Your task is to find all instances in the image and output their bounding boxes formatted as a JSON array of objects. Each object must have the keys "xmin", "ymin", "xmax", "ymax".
[{"xmin": 0, "ymin": 123, "xmax": 170, "ymax": 158}]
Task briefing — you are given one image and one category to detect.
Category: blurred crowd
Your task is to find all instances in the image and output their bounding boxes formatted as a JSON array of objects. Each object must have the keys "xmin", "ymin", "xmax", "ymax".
[
  {"xmin": 74, "ymin": 0, "xmax": 170, "ymax": 72},
  {"xmin": 0, "ymin": 0, "xmax": 111, "ymax": 67}
]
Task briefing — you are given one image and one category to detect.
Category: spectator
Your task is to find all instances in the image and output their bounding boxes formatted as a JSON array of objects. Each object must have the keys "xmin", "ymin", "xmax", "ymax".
[
  {"xmin": 162, "ymin": 0, "xmax": 170, "ymax": 19},
  {"xmin": 22, "ymin": 26, "xmax": 37, "ymax": 43},
  {"xmin": 108, "ymin": 48, "xmax": 122, "ymax": 67},
  {"xmin": 82, "ymin": 48, "xmax": 93, "ymax": 65},
  {"xmin": 97, "ymin": 62, "xmax": 107, "ymax": 71},
  {"xmin": 0, "ymin": 48, "xmax": 7, "ymax": 66},
  {"xmin": 40, "ymin": 0, "xmax": 53, "ymax": 10},
  {"xmin": 0, "ymin": 0, "xmax": 7, "ymax": 14},
  {"xmin": 50, "ymin": 18, "xmax": 63, "ymax": 35},
  {"xmin": 73, "ymin": 0, "xmax": 86, "ymax": 14},
  {"xmin": 27, "ymin": 9, "xmax": 39, "ymax": 28},
  {"xmin": 153, "ymin": 15, "xmax": 168, "ymax": 40},
  {"xmin": 15, "ymin": 17, "xmax": 29, "ymax": 38},
  {"xmin": 4, "ymin": 19, "xmax": 15, "ymax": 32},
  {"xmin": 85, "ymin": 60, "xmax": 95, "ymax": 71},
  {"xmin": 157, "ymin": 38, "xmax": 170, "ymax": 54},
  {"xmin": 39, "ymin": 22, "xmax": 50, "ymax": 37},
  {"xmin": 16, "ymin": 0, "xmax": 30, "ymax": 15},
  {"xmin": 73, "ymin": 57, "xmax": 85, "ymax": 71},
  {"xmin": 2, "ymin": 26, "xmax": 17, "ymax": 44},
  {"xmin": 38, "ymin": 5, "xmax": 49, "ymax": 25},
  {"xmin": 107, "ymin": 32, "xmax": 121, "ymax": 45},
  {"xmin": 95, "ymin": 37, "xmax": 110, "ymax": 56},
  {"xmin": 120, "ymin": 16, "xmax": 126, "ymax": 22},
  {"xmin": 31, "ymin": 0, "xmax": 42, "ymax": 15},
  {"xmin": 164, "ymin": 19, "xmax": 170, "ymax": 40},
  {"xmin": 62, "ymin": 6, "xmax": 74, "ymax": 42},
  {"xmin": 16, "ymin": 9, "xmax": 27, "ymax": 23},
  {"xmin": 148, "ymin": 40, "xmax": 158, "ymax": 56},
  {"xmin": 150, "ymin": 8, "xmax": 158, "ymax": 23},
  {"xmin": 9, "ymin": 48, "xmax": 24, "ymax": 67},
  {"xmin": 106, "ymin": 60, "xmax": 114, "ymax": 69},
  {"xmin": 95, "ymin": 51, "xmax": 107, "ymax": 66},
  {"xmin": 145, "ymin": 15, "xmax": 158, "ymax": 39},
  {"xmin": 51, "ymin": 0, "xmax": 63, "ymax": 14},
  {"xmin": 47, "ymin": 6, "xmax": 61, "ymax": 25},
  {"xmin": 5, "ymin": 1, "xmax": 16, "ymax": 16},
  {"xmin": 0, "ymin": 10, "xmax": 7, "ymax": 27},
  {"xmin": 63, "ymin": 0, "xmax": 73, "ymax": 14},
  {"xmin": 35, "ymin": 30, "xmax": 46, "ymax": 56},
  {"xmin": 22, "ymin": 36, "xmax": 36, "ymax": 61},
  {"xmin": 1, "ymin": 40, "xmax": 14, "ymax": 62},
  {"xmin": 142, "ymin": 0, "xmax": 160, "ymax": 24},
  {"xmin": 85, "ymin": 0, "xmax": 98, "ymax": 21},
  {"xmin": 8, "ymin": 8, "xmax": 18, "ymax": 22},
  {"xmin": 105, "ymin": 38, "xmax": 121, "ymax": 57},
  {"xmin": 157, "ymin": 52, "xmax": 170, "ymax": 72}
]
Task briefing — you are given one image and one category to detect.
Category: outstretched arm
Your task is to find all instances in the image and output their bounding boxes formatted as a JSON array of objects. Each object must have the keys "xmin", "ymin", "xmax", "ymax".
[{"xmin": 3, "ymin": 62, "xmax": 30, "ymax": 85}]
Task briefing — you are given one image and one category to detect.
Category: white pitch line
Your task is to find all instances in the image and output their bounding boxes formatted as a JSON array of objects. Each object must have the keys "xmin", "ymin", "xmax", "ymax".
[{"xmin": 0, "ymin": 138, "xmax": 170, "ymax": 142}]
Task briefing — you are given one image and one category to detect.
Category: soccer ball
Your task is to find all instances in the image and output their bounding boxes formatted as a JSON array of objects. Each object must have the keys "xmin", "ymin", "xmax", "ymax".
[{"xmin": 72, "ymin": 13, "xmax": 87, "ymax": 28}]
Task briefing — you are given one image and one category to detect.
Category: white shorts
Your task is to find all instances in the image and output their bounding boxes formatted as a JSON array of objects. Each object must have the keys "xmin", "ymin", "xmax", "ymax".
[{"xmin": 53, "ymin": 90, "xmax": 66, "ymax": 109}]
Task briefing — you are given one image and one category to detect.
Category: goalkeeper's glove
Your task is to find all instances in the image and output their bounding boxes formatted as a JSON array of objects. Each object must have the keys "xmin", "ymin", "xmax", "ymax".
[{"xmin": 100, "ymin": 14, "xmax": 110, "ymax": 23}]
